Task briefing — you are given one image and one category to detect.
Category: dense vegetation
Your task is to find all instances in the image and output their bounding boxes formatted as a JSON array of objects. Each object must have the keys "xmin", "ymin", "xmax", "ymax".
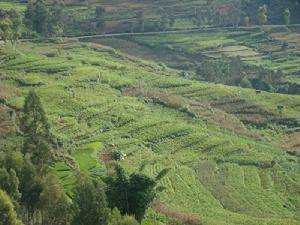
[{"xmin": 1, "ymin": 1, "xmax": 300, "ymax": 225}]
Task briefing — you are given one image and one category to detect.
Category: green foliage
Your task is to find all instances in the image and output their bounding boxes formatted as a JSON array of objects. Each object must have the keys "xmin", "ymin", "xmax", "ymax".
[
  {"xmin": 112, "ymin": 150, "xmax": 126, "ymax": 161},
  {"xmin": 283, "ymin": 8, "xmax": 290, "ymax": 26},
  {"xmin": 258, "ymin": 5, "xmax": 268, "ymax": 25},
  {"xmin": 136, "ymin": 11, "xmax": 144, "ymax": 32},
  {"xmin": 0, "ymin": 168, "xmax": 21, "ymax": 203},
  {"xmin": 21, "ymin": 90, "xmax": 54, "ymax": 172},
  {"xmin": 39, "ymin": 174, "xmax": 72, "ymax": 225},
  {"xmin": 18, "ymin": 157, "xmax": 43, "ymax": 221},
  {"xmin": 107, "ymin": 165, "xmax": 156, "ymax": 222},
  {"xmin": 95, "ymin": 6, "xmax": 106, "ymax": 33},
  {"xmin": 240, "ymin": 77, "xmax": 252, "ymax": 89},
  {"xmin": 0, "ymin": 190, "xmax": 23, "ymax": 225},
  {"xmin": 72, "ymin": 173, "xmax": 109, "ymax": 225},
  {"xmin": 199, "ymin": 56, "xmax": 244, "ymax": 85},
  {"xmin": 0, "ymin": 9, "xmax": 22, "ymax": 43},
  {"xmin": 0, "ymin": 40, "xmax": 300, "ymax": 225},
  {"xmin": 24, "ymin": 0, "xmax": 64, "ymax": 36},
  {"xmin": 108, "ymin": 208, "xmax": 139, "ymax": 225},
  {"xmin": 244, "ymin": 16, "xmax": 250, "ymax": 26}
]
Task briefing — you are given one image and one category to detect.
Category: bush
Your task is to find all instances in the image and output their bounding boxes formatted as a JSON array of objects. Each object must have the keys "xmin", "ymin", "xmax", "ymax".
[
  {"xmin": 240, "ymin": 77, "xmax": 252, "ymax": 88},
  {"xmin": 45, "ymin": 51, "xmax": 60, "ymax": 57},
  {"xmin": 111, "ymin": 150, "xmax": 126, "ymax": 161},
  {"xmin": 108, "ymin": 208, "xmax": 139, "ymax": 225}
]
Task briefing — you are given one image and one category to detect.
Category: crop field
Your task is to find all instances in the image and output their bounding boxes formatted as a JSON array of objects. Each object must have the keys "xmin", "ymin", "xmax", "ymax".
[
  {"xmin": 1, "ymin": 38, "xmax": 300, "ymax": 225},
  {"xmin": 92, "ymin": 27, "xmax": 300, "ymax": 82},
  {"xmin": 0, "ymin": 1, "xmax": 26, "ymax": 12}
]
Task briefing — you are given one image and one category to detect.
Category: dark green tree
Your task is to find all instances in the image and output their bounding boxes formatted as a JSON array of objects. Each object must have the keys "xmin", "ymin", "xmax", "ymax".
[
  {"xmin": 95, "ymin": 6, "xmax": 106, "ymax": 33},
  {"xmin": 24, "ymin": 0, "xmax": 35, "ymax": 30},
  {"xmin": 160, "ymin": 14, "xmax": 169, "ymax": 31},
  {"xmin": 32, "ymin": 0, "xmax": 49, "ymax": 34},
  {"xmin": 39, "ymin": 174, "xmax": 72, "ymax": 225},
  {"xmin": 72, "ymin": 173, "xmax": 109, "ymax": 225},
  {"xmin": 18, "ymin": 157, "xmax": 43, "ymax": 224},
  {"xmin": 7, "ymin": 10, "xmax": 22, "ymax": 43},
  {"xmin": 136, "ymin": 11, "xmax": 144, "ymax": 32},
  {"xmin": 48, "ymin": 0, "xmax": 65, "ymax": 36},
  {"xmin": 0, "ymin": 9, "xmax": 22, "ymax": 43},
  {"xmin": 21, "ymin": 90, "xmax": 54, "ymax": 172},
  {"xmin": 0, "ymin": 190, "xmax": 23, "ymax": 225},
  {"xmin": 258, "ymin": 5, "xmax": 268, "ymax": 25},
  {"xmin": 127, "ymin": 173, "xmax": 156, "ymax": 221},
  {"xmin": 0, "ymin": 17, "xmax": 13, "ymax": 43},
  {"xmin": 25, "ymin": 0, "xmax": 64, "ymax": 36},
  {"xmin": 0, "ymin": 168, "xmax": 21, "ymax": 203},
  {"xmin": 106, "ymin": 165, "xmax": 157, "ymax": 222},
  {"xmin": 107, "ymin": 165, "xmax": 130, "ymax": 215}
]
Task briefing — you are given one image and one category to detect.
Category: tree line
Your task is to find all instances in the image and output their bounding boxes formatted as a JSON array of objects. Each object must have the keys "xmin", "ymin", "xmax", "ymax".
[
  {"xmin": 0, "ymin": 90, "xmax": 168, "ymax": 225},
  {"xmin": 196, "ymin": 55, "xmax": 300, "ymax": 95}
]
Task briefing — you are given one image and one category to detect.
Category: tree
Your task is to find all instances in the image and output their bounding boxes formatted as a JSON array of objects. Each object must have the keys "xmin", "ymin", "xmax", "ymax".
[
  {"xmin": 169, "ymin": 17, "xmax": 176, "ymax": 28},
  {"xmin": 108, "ymin": 208, "xmax": 139, "ymax": 225},
  {"xmin": 0, "ymin": 168, "xmax": 21, "ymax": 203},
  {"xmin": 160, "ymin": 14, "xmax": 169, "ymax": 31},
  {"xmin": 106, "ymin": 165, "xmax": 157, "ymax": 222},
  {"xmin": 258, "ymin": 5, "xmax": 268, "ymax": 25},
  {"xmin": 32, "ymin": 0, "xmax": 49, "ymax": 34},
  {"xmin": 136, "ymin": 11, "xmax": 144, "ymax": 32},
  {"xmin": 24, "ymin": 0, "xmax": 35, "ymax": 30},
  {"xmin": 207, "ymin": 0, "xmax": 242, "ymax": 27},
  {"xmin": 25, "ymin": 0, "xmax": 65, "ymax": 36},
  {"xmin": 7, "ymin": 10, "xmax": 22, "ymax": 43},
  {"xmin": 107, "ymin": 165, "xmax": 130, "ymax": 216},
  {"xmin": 0, "ymin": 190, "xmax": 23, "ymax": 225},
  {"xmin": 0, "ymin": 17, "xmax": 13, "ymax": 43},
  {"xmin": 95, "ymin": 6, "xmax": 106, "ymax": 33},
  {"xmin": 21, "ymin": 90, "xmax": 54, "ymax": 173},
  {"xmin": 193, "ymin": 7, "xmax": 203, "ymax": 27},
  {"xmin": 39, "ymin": 174, "xmax": 72, "ymax": 225},
  {"xmin": 240, "ymin": 77, "xmax": 252, "ymax": 88},
  {"xmin": 127, "ymin": 173, "xmax": 156, "ymax": 221},
  {"xmin": 18, "ymin": 157, "xmax": 43, "ymax": 224},
  {"xmin": 283, "ymin": 8, "xmax": 291, "ymax": 26},
  {"xmin": 72, "ymin": 173, "xmax": 109, "ymax": 225},
  {"xmin": 244, "ymin": 16, "xmax": 250, "ymax": 26},
  {"xmin": 0, "ymin": 9, "xmax": 22, "ymax": 44},
  {"xmin": 48, "ymin": 0, "xmax": 65, "ymax": 36},
  {"xmin": 158, "ymin": 7, "xmax": 169, "ymax": 31}
]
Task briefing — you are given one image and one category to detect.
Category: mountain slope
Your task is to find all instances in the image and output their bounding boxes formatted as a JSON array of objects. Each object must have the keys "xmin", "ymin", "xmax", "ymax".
[{"xmin": 1, "ymin": 40, "xmax": 300, "ymax": 225}]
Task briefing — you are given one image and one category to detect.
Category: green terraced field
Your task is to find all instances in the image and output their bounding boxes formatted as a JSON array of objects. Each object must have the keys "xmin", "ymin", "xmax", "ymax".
[
  {"xmin": 91, "ymin": 27, "xmax": 300, "ymax": 85},
  {"xmin": 1, "ymin": 39, "xmax": 300, "ymax": 225},
  {"xmin": 0, "ymin": 1, "xmax": 26, "ymax": 12}
]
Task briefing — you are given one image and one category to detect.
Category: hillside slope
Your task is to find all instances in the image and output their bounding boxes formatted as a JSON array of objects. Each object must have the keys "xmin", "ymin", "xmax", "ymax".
[
  {"xmin": 1, "ymin": 0, "xmax": 300, "ymax": 34},
  {"xmin": 1, "ymin": 40, "xmax": 300, "ymax": 225}
]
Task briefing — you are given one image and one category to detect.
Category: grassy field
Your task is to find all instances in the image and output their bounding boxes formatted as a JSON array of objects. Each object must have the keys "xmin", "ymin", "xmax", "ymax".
[
  {"xmin": 0, "ymin": 1, "xmax": 26, "ymax": 12},
  {"xmin": 1, "ymin": 38, "xmax": 300, "ymax": 225},
  {"xmin": 90, "ymin": 27, "xmax": 300, "ymax": 85}
]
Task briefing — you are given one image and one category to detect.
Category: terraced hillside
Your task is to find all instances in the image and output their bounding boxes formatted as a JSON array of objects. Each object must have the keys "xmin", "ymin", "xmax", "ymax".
[
  {"xmin": 1, "ymin": 0, "xmax": 300, "ymax": 34},
  {"xmin": 1, "ymin": 39, "xmax": 300, "ymax": 225},
  {"xmin": 93, "ymin": 26, "xmax": 300, "ymax": 87}
]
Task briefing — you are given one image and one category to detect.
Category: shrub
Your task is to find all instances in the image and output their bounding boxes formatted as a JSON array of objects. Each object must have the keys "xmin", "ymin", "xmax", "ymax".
[
  {"xmin": 111, "ymin": 150, "xmax": 126, "ymax": 161},
  {"xmin": 240, "ymin": 77, "xmax": 252, "ymax": 88}
]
